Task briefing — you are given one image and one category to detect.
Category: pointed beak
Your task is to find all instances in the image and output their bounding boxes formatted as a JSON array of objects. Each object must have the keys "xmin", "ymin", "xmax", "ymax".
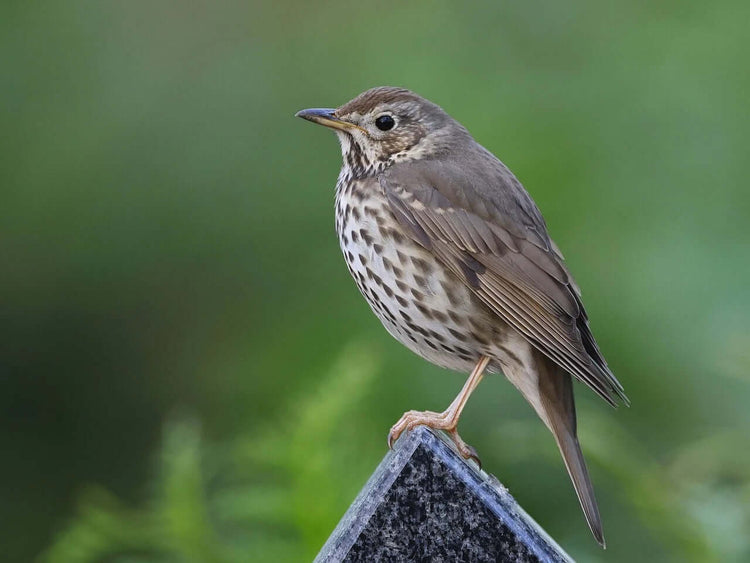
[{"xmin": 295, "ymin": 108, "xmax": 360, "ymax": 133}]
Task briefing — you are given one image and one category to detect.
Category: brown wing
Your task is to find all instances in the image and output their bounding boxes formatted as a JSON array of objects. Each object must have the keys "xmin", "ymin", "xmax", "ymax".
[{"xmin": 379, "ymin": 155, "xmax": 627, "ymax": 406}]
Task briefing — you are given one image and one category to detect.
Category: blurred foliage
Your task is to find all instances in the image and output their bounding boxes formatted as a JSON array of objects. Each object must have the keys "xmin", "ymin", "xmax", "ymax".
[
  {"xmin": 40, "ymin": 345, "xmax": 381, "ymax": 562},
  {"xmin": 1, "ymin": 0, "xmax": 749, "ymax": 561}
]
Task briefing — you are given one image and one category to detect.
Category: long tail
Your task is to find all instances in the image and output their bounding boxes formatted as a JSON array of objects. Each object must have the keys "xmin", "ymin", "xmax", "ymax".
[
  {"xmin": 536, "ymin": 351, "xmax": 605, "ymax": 547},
  {"xmin": 504, "ymin": 347, "xmax": 605, "ymax": 546}
]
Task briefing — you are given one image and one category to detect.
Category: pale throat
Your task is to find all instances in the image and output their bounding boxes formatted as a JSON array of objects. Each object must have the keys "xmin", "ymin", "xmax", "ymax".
[
  {"xmin": 335, "ymin": 131, "xmax": 432, "ymax": 180},
  {"xmin": 335, "ymin": 132, "xmax": 384, "ymax": 179}
]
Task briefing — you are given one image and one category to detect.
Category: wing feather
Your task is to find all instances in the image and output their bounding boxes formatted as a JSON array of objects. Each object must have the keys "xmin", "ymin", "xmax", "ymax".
[{"xmin": 379, "ymin": 157, "xmax": 627, "ymax": 405}]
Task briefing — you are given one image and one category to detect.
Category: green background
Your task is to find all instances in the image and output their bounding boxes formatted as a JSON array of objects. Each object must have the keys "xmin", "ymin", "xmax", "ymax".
[{"xmin": 3, "ymin": 1, "xmax": 749, "ymax": 561}]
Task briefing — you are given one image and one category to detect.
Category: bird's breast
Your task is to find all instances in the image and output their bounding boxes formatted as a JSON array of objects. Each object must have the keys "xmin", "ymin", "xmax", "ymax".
[{"xmin": 334, "ymin": 175, "xmax": 501, "ymax": 373}]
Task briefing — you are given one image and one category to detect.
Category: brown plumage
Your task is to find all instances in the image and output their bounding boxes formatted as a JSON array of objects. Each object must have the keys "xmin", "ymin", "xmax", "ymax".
[{"xmin": 297, "ymin": 86, "xmax": 628, "ymax": 546}]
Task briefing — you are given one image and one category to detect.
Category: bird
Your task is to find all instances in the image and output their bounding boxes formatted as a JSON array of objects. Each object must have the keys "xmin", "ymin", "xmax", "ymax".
[{"xmin": 296, "ymin": 87, "xmax": 627, "ymax": 546}]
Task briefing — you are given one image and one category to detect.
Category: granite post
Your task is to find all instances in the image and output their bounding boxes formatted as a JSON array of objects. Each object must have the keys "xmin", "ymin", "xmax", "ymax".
[{"xmin": 315, "ymin": 426, "xmax": 573, "ymax": 563}]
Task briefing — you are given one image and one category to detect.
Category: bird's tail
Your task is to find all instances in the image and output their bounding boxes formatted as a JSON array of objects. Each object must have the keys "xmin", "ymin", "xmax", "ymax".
[
  {"xmin": 549, "ymin": 408, "xmax": 605, "ymax": 547},
  {"xmin": 532, "ymin": 351, "xmax": 605, "ymax": 547}
]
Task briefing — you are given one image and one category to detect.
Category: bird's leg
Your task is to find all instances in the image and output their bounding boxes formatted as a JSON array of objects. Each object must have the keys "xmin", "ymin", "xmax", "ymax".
[{"xmin": 388, "ymin": 355, "xmax": 491, "ymax": 464}]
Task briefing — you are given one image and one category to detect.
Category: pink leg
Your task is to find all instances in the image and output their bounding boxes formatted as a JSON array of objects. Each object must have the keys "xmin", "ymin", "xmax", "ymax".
[{"xmin": 388, "ymin": 355, "xmax": 491, "ymax": 464}]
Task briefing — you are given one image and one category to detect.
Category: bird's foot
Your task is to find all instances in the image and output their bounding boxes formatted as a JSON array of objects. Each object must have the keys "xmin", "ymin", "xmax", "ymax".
[{"xmin": 387, "ymin": 410, "xmax": 481, "ymax": 467}]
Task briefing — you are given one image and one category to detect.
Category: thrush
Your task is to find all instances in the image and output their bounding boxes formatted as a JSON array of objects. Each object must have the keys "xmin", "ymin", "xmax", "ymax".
[{"xmin": 296, "ymin": 87, "xmax": 627, "ymax": 546}]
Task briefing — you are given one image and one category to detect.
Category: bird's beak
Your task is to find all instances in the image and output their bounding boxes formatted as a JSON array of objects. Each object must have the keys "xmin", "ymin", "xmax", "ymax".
[{"xmin": 295, "ymin": 108, "xmax": 359, "ymax": 133}]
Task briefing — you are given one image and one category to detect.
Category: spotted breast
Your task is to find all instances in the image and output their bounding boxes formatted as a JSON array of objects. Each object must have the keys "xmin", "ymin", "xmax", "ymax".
[{"xmin": 335, "ymin": 174, "xmax": 510, "ymax": 374}]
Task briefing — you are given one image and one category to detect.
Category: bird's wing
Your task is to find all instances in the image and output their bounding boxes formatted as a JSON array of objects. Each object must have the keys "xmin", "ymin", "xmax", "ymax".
[{"xmin": 378, "ymin": 154, "xmax": 627, "ymax": 406}]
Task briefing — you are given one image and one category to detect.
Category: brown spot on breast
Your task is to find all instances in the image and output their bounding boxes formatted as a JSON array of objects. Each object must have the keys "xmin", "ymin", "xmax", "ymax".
[
  {"xmin": 412, "ymin": 275, "xmax": 428, "ymax": 289},
  {"xmin": 429, "ymin": 330, "xmax": 445, "ymax": 343},
  {"xmin": 448, "ymin": 328, "xmax": 469, "ymax": 342},
  {"xmin": 439, "ymin": 281, "xmax": 460, "ymax": 306},
  {"xmin": 359, "ymin": 229, "xmax": 374, "ymax": 246},
  {"xmin": 468, "ymin": 317, "xmax": 487, "ymax": 333},
  {"xmin": 415, "ymin": 303, "xmax": 434, "ymax": 319},
  {"xmin": 390, "ymin": 229, "xmax": 405, "ymax": 244},
  {"xmin": 470, "ymin": 331, "xmax": 491, "ymax": 346},
  {"xmin": 432, "ymin": 310, "xmax": 448, "ymax": 323},
  {"xmin": 410, "ymin": 256, "xmax": 432, "ymax": 273},
  {"xmin": 365, "ymin": 267, "xmax": 383, "ymax": 286},
  {"xmin": 382, "ymin": 307, "xmax": 397, "ymax": 324},
  {"xmin": 406, "ymin": 321, "xmax": 429, "ymax": 338}
]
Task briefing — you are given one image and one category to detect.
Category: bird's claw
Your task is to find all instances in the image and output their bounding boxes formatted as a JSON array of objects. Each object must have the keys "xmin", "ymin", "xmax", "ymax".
[
  {"xmin": 387, "ymin": 409, "xmax": 425, "ymax": 449},
  {"xmin": 447, "ymin": 428, "xmax": 482, "ymax": 468},
  {"xmin": 387, "ymin": 410, "xmax": 481, "ymax": 468}
]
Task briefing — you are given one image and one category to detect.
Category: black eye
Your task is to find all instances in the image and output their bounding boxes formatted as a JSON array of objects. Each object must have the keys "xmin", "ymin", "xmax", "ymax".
[{"xmin": 375, "ymin": 114, "xmax": 395, "ymax": 131}]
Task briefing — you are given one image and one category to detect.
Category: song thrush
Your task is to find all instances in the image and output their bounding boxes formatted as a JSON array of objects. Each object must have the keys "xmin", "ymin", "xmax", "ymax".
[{"xmin": 296, "ymin": 87, "xmax": 627, "ymax": 546}]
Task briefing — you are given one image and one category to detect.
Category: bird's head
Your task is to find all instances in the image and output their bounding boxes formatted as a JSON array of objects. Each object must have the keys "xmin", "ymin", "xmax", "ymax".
[{"xmin": 296, "ymin": 87, "xmax": 468, "ymax": 177}]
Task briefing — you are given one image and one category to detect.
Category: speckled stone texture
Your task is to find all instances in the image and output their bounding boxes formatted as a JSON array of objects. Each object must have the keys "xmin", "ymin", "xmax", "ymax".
[{"xmin": 315, "ymin": 427, "xmax": 572, "ymax": 563}]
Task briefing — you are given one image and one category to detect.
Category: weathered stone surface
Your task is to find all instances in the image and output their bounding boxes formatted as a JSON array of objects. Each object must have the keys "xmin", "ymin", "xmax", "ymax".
[{"xmin": 315, "ymin": 426, "xmax": 571, "ymax": 563}]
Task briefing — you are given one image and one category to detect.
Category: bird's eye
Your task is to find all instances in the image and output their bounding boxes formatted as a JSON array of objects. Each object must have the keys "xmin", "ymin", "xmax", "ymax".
[{"xmin": 375, "ymin": 114, "xmax": 395, "ymax": 131}]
